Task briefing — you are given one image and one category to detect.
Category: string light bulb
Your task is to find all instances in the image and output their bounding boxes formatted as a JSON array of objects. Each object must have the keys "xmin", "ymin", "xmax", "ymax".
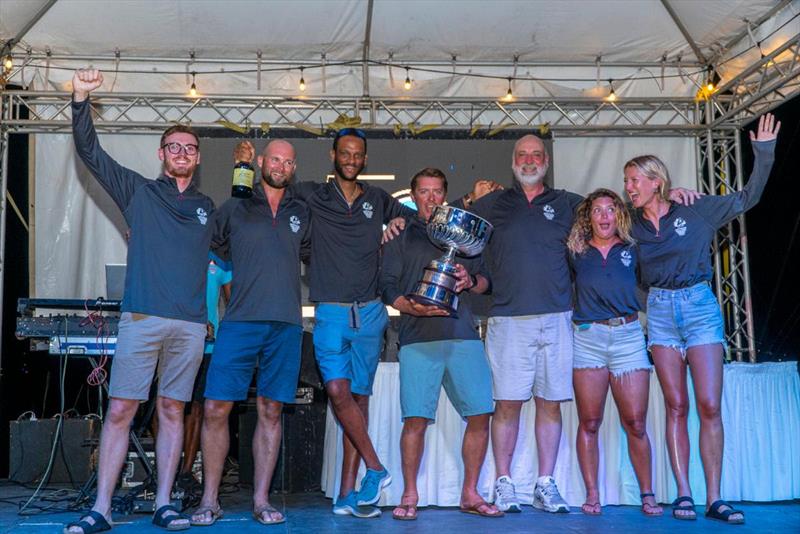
[
  {"xmin": 404, "ymin": 67, "xmax": 412, "ymax": 91},
  {"xmin": 299, "ymin": 67, "xmax": 306, "ymax": 92},
  {"xmin": 189, "ymin": 71, "xmax": 198, "ymax": 97},
  {"xmin": 705, "ymin": 66, "xmax": 720, "ymax": 92},
  {"xmin": 2, "ymin": 54, "xmax": 12, "ymax": 73},
  {"xmin": 504, "ymin": 77, "xmax": 513, "ymax": 101},
  {"xmin": 606, "ymin": 79, "xmax": 617, "ymax": 102}
]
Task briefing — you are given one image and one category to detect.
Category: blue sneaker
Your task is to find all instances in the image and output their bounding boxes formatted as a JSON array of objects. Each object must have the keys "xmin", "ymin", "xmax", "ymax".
[
  {"xmin": 333, "ymin": 491, "xmax": 381, "ymax": 518},
  {"xmin": 356, "ymin": 466, "xmax": 392, "ymax": 505}
]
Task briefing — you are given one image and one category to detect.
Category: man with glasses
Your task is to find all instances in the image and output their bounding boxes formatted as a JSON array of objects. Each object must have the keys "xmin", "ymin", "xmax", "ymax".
[{"xmin": 65, "ymin": 69, "xmax": 214, "ymax": 534}]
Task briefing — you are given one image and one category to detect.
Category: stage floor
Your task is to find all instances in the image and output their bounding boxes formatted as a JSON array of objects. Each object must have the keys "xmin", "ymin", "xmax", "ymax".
[{"xmin": 2, "ymin": 485, "xmax": 798, "ymax": 533}]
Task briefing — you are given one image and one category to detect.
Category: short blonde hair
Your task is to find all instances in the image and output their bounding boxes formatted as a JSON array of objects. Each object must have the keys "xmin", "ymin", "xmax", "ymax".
[
  {"xmin": 623, "ymin": 154, "xmax": 671, "ymax": 202},
  {"xmin": 567, "ymin": 188, "xmax": 635, "ymax": 255}
]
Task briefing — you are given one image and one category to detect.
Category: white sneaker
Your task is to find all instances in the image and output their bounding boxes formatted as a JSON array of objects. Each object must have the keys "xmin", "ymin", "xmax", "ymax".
[
  {"xmin": 533, "ymin": 476, "xmax": 570, "ymax": 513},
  {"xmin": 493, "ymin": 476, "xmax": 522, "ymax": 513}
]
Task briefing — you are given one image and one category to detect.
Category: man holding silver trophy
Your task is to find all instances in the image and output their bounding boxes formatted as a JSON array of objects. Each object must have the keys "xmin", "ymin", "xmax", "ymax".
[{"xmin": 380, "ymin": 168, "xmax": 502, "ymax": 521}]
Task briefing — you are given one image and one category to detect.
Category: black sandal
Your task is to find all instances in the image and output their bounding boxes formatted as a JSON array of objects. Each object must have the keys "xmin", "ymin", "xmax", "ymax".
[
  {"xmin": 152, "ymin": 504, "xmax": 190, "ymax": 531},
  {"xmin": 705, "ymin": 499, "xmax": 745, "ymax": 524},
  {"xmin": 671, "ymin": 495, "xmax": 697, "ymax": 520},
  {"xmin": 63, "ymin": 511, "xmax": 112, "ymax": 534}
]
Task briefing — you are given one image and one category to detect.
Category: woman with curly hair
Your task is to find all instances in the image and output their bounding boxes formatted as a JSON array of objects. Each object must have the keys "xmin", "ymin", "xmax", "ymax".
[
  {"xmin": 567, "ymin": 188, "xmax": 661, "ymax": 517},
  {"xmin": 623, "ymin": 113, "xmax": 779, "ymax": 525}
]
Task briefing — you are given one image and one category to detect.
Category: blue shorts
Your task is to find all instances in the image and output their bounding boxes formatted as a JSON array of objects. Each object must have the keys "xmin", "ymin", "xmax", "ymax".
[
  {"xmin": 399, "ymin": 339, "xmax": 494, "ymax": 421},
  {"xmin": 313, "ymin": 300, "xmax": 388, "ymax": 396},
  {"xmin": 646, "ymin": 282, "xmax": 725, "ymax": 357},
  {"xmin": 204, "ymin": 320, "xmax": 302, "ymax": 403}
]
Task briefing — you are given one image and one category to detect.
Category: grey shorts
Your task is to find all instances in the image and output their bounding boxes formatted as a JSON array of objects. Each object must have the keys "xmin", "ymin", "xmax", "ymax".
[
  {"xmin": 109, "ymin": 312, "xmax": 206, "ymax": 402},
  {"xmin": 485, "ymin": 311, "xmax": 574, "ymax": 402}
]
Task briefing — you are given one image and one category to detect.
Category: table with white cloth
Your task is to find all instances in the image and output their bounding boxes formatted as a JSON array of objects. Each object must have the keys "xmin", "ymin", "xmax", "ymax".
[{"xmin": 321, "ymin": 361, "xmax": 800, "ymax": 506}]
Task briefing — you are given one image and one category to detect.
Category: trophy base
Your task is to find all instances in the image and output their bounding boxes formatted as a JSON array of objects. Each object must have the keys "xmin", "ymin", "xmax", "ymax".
[{"xmin": 408, "ymin": 284, "xmax": 459, "ymax": 315}]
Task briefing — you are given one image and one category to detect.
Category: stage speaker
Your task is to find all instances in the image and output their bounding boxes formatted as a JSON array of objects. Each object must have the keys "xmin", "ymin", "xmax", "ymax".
[
  {"xmin": 238, "ymin": 399, "xmax": 326, "ymax": 493},
  {"xmin": 9, "ymin": 418, "xmax": 99, "ymax": 484}
]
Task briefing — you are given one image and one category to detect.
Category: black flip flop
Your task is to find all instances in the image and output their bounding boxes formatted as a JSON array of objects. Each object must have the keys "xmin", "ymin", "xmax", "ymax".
[
  {"xmin": 705, "ymin": 499, "xmax": 745, "ymax": 525},
  {"xmin": 63, "ymin": 511, "xmax": 111, "ymax": 534},
  {"xmin": 152, "ymin": 504, "xmax": 190, "ymax": 531},
  {"xmin": 671, "ymin": 495, "xmax": 697, "ymax": 520}
]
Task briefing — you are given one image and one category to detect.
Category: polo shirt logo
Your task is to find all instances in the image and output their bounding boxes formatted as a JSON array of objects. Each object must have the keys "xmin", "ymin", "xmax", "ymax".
[
  {"xmin": 362, "ymin": 201, "xmax": 374, "ymax": 219},
  {"xmin": 196, "ymin": 207, "xmax": 208, "ymax": 225},
  {"xmin": 289, "ymin": 215, "xmax": 301, "ymax": 233},
  {"xmin": 674, "ymin": 217, "xmax": 687, "ymax": 236},
  {"xmin": 620, "ymin": 249, "xmax": 632, "ymax": 267},
  {"xmin": 543, "ymin": 204, "xmax": 555, "ymax": 220}
]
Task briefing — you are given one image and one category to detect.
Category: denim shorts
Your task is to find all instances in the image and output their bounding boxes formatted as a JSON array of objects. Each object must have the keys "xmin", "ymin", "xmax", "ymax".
[
  {"xmin": 573, "ymin": 319, "xmax": 651, "ymax": 377},
  {"xmin": 399, "ymin": 339, "xmax": 494, "ymax": 421},
  {"xmin": 313, "ymin": 300, "xmax": 388, "ymax": 396},
  {"xmin": 646, "ymin": 282, "xmax": 725, "ymax": 357}
]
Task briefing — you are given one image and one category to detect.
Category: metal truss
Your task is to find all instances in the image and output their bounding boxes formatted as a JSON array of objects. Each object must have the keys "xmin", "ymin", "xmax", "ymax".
[
  {"xmin": 0, "ymin": 91, "xmax": 701, "ymax": 136},
  {"xmin": 710, "ymin": 31, "xmax": 800, "ymax": 127},
  {"xmin": 696, "ymin": 123, "xmax": 756, "ymax": 362}
]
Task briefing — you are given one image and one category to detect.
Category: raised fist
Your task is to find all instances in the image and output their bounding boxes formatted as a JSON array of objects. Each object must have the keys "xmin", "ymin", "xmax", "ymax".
[
  {"xmin": 233, "ymin": 140, "xmax": 255, "ymax": 164},
  {"xmin": 72, "ymin": 69, "xmax": 104, "ymax": 102}
]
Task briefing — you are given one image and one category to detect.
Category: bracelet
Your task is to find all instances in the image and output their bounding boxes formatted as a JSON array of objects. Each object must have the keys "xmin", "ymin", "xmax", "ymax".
[{"xmin": 463, "ymin": 194, "xmax": 473, "ymax": 207}]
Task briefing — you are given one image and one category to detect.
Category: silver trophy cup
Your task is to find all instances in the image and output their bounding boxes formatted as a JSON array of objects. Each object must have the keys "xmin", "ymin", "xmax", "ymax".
[{"xmin": 409, "ymin": 205, "xmax": 493, "ymax": 313}]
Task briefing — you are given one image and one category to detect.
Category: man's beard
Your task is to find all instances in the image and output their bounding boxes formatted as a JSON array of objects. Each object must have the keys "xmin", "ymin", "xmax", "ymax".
[
  {"xmin": 164, "ymin": 160, "xmax": 196, "ymax": 179},
  {"xmin": 334, "ymin": 159, "xmax": 365, "ymax": 182},
  {"xmin": 513, "ymin": 164, "xmax": 547, "ymax": 186},
  {"xmin": 263, "ymin": 170, "xmax": 291, "ymax": 189}
]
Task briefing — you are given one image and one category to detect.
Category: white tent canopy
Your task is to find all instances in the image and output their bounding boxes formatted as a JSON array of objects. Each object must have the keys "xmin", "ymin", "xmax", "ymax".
[{"xmin": 1, "ymin": 0, "xmax": 798, "ymax": 99}]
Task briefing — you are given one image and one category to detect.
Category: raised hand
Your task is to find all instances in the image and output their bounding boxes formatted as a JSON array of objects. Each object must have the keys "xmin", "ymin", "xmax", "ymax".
[
  {"xmin": 750, "ymin": 113, "xmax": 780, "ymax": 143},
  {"xmin": 72, "ymin": 69, "xmax": 104, "ymax": 102},
  {"xmin": 233, "ymin": 140, "xmax": 255, "ymax": 164}
]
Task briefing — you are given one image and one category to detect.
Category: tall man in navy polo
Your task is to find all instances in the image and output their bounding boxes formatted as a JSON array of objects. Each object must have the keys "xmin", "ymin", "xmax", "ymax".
[
  {"xmin": 190, "ymin": 140, "xmax": 310, "ymax": 526},
  {"xmin": 458, "ymin": 134, "xmax": 581, "ymax": 514},
  {"xmin": 292, "ymin": 129, "xmax": 414, "ymax": 516},
  {"xmin": 66, "ymin": 69, "xmax": 214, "ymax": 533}
]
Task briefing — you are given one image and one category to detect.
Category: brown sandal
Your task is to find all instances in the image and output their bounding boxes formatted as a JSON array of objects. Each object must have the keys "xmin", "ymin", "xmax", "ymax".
[{"xmin": 392, "ymin": 504, "xmax": 418, "ymax": 521}]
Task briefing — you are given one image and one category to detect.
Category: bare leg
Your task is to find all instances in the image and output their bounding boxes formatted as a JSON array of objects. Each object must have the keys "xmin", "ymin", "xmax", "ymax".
[
  {"xmin": 326, "ymin": 379, "xmax": 381, "ymax": 498},
  {"xmin": 609, "ymin": 370, "xmax": 662, "ymax": 515},
  {"xmin": 460, "ymin": 414, "xmax": 501, "ymax": 516},
  {"xmin": 180, "ymin": 400, "xmax": 202, "ymax": 475},
  {"xmin": 192, "ymin": 399, "xmax": 232, "ymax": 522},
  {"xmin": 392, "ymin": 417, "xmax": 426, "ymax": 520},
  {"xmin": 686, "ymin": 344, "xmax": 740, "ymax": 521},
  {"xmin": 153, "ymin": 396, "xmax": 188, "ymax": 527},
  {"xmin": 65, "ymin": 397, "xmax": 139, "ymax": 533},
  {"xmin": 252, "ymin": 397, "xmax": 284, "ymax": 523},
  {"xmin": 534, "ymin": 397, "xmax": 563, "ymax": 477},
  {"xmin": 573, "ymin": 368, "xmax": 609, "ymax": 514},
  {"xmin": 491, "ymin": 400, "xmax": 523, "ymax": 478},
  {"xmin": 651, "ymin": 346, "xmax": 694, "ymax": 519}
]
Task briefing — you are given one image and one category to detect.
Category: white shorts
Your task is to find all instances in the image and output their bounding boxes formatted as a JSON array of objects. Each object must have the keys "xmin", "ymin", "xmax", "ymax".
[{"xmin": 486, "ymin": 311, "xmax": 574, "ymax": 402}]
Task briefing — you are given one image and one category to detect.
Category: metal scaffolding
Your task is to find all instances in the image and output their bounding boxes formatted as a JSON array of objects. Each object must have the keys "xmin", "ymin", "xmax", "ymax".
[{"xmin": 1, "ymin": 32, "xmax": 799, "ymax": 362}]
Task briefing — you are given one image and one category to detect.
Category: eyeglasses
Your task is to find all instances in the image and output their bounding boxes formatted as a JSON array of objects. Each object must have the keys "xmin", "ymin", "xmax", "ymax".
[
  {"xmin": 162, "ymin": 142, "xmax": 199, "ymax": 156},
  {"xmin": 334, "ymin": 127, "xmax": 366, "ymax": 140}
]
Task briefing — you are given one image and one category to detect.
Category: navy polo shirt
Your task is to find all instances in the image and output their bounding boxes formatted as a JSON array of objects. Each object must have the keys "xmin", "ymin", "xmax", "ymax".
[
  {"xmin": 211, "ymin": 184, "xmax": 310, "ymax": 325},
  {"xmin": 380, "ymin": 216, "xmax": 483, "ymax": 347},
  {"xmin": 570, "ymin": 243, "xmax": 641, "ymax": 322},
  {"xmin": 632, "ymin": 140, "xmax": 775, "ymax": 289},
  {"xmin": 458, "ymin": 184, "xmax": 583, "ymax": 317},
  {"xmin": 72, "ymin": 98, "xmax": 215, "ymax": 324},
  {"xmin": 292, "ymin": 180, "xmax": 414, "ymax": 303}
]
